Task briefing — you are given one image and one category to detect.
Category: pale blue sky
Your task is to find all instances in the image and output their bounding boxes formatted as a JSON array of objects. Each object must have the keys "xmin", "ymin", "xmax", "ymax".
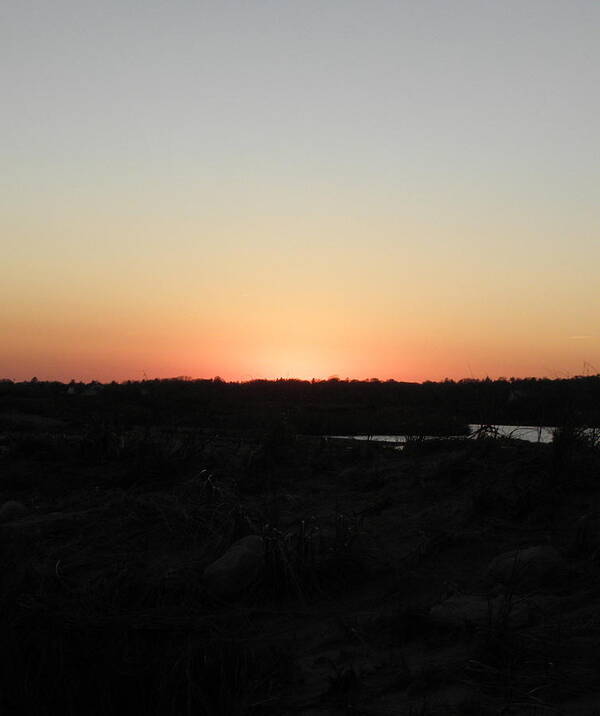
[{"xmin": 4, "ymin": 0, "xmax": 599, "ymax": 205}]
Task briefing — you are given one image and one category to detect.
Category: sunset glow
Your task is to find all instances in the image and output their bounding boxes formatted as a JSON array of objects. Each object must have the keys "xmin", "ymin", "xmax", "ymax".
[{"xmin": 3, "ymin": 1, "xmax": 600, "ymax": 382}]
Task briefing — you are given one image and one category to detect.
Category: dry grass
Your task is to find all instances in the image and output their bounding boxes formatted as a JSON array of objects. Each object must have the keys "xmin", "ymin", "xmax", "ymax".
[{"xmin": 2, "ymin": 425, "xmax": 600, "ymax": 714}]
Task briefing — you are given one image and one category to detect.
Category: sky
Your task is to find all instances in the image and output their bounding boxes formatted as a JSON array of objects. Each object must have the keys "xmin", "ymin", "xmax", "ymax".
[{"xmin": 2, "ymin": 0, "xmax": 600, "ymax": 382}]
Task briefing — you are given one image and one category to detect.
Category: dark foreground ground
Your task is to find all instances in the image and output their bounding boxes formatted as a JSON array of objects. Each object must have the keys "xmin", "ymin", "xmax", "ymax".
[{"xmin": 1, "ymin": 419, "xmax": 600, "ymax": 715}]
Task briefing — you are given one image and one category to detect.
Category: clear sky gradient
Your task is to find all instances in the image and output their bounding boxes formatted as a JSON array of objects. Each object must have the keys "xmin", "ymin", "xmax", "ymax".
[{"xmin": 3, "ymin": 0, "xmax": 599, "ymax": 381}]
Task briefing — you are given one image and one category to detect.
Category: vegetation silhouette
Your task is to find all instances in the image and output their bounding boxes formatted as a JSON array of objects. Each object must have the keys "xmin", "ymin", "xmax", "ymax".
[{"xmin": 1, "ymin": 375, "xmax": 600, "ymax": 713}]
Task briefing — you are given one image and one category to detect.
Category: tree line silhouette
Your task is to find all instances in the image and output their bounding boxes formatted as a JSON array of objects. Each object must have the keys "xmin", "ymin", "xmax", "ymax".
[{"xmin": 2, "ymin": 375, "xmax": 600, "ymax": 435}]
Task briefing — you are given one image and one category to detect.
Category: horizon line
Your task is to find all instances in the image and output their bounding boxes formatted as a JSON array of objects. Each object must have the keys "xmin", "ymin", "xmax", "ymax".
[{"xmin": 4, "ymin": 373, "xmax": 600, "ymax": 386}]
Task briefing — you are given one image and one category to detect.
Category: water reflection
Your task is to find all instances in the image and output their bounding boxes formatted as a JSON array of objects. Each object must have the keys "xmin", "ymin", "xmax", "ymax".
[{"xmin": 329, "ymin": 424, "xmax": 558, "ymax": 445}]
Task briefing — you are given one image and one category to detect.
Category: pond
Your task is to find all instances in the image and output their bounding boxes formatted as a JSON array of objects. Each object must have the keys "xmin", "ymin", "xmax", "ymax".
[{"xmin": 329, "ymin": 424, "xmax": 557, "ymax": 445}]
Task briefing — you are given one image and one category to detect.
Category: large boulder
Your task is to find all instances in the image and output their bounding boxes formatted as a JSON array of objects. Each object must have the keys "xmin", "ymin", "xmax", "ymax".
[
  {"xmin": 0, "ymin": 501, "xmax": 27, "ymax": 523},
  {"xmin": 203, "ymin": 535, "xmax": 265, "ymax": 599},
  {"xmin": 485, "ymin": 545, "xmax": 568, "ymax": 592}
]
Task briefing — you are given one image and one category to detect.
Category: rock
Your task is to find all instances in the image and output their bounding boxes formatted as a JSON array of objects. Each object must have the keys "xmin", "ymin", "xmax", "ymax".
[
  {"xmin": 0, "ymin": 501, "xmax": 27, "ymax": 523},
  {"xmin": 430, "ymin": 595, "xmax": 495, "ymax": 630},
  {"xmin": 3, "ymin": 511, "xmax": 88, "ymax": 538},
  {"xmin": 485, "ymin": 545, "xmax": 568, "ymax": 592},
  {"xmin": 572, "ymin": 513, "xmax": 600, "ymax": 557},
  {"xmin": 203, "ymin": 535, "xmax": 265, "ymax": 598},
  {"xmin": 430, "ymin": 593, "xmax": 556, "ymax": 631}
]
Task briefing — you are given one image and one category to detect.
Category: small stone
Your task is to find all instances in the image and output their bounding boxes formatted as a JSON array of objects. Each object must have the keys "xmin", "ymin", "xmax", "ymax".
[
  {"xmin": 0, "ymin": 501, "xmax": 27, "ymax": 523},
  {"xmin": 203, "ymin": 535, "xmax": 265, "ymax": 599}
]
